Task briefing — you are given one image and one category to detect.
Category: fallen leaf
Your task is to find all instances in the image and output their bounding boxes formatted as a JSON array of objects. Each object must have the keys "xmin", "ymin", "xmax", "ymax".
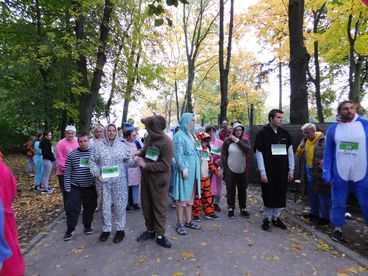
[
  {"xmin": 134, "ymin": 255, "xmax": 148, "ymax": 267},
  {"xmin": 200, "ymin": 242, "xmax": 207, "ymax": 246},
  {"xmin": 172, "ymin": 273, "xmax": 183, "ymax": 276},
  {"xmin": 72, "ymin": 246, "xmax": 84, "ymax": 254},
  {"xmin": 180, "ymin": 251, "xmax": 196, "ymax": 260}
]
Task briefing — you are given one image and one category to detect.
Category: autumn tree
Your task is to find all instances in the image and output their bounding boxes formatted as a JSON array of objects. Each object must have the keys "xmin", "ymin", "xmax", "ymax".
[
  {"xmin": 218, "ymin": 0, "xmax": 234, "ymax": 122},
  {"xmin": 289, "ymin": 0, "xmax": 309, "ymax": 124}
]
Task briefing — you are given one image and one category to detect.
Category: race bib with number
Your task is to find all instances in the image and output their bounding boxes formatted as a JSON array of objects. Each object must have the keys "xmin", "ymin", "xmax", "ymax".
[
  {"xmin": 338, "ymin": 141, "xmax": 359, "ymax": 154},
  {"xmin": 211, "ymin": 146, "xmax": 221, "ymax": 156},
  {"xmin": 101, "ymin": 165, "xmax": 119, "ymax": 179},
  {"xmin": 271, "ymin": 144, "xmax": 287, "ymax": 155},
  {"xmin": 79, "ymin": 158, "xmax": 89, "ymax": 167},
  {"xmin": 195, "ymin": 141, "xmax": 203, "ymax": 151},
  {"xmin": 145, "ymin": 146, "xmax": 160, "ymax": 161},
  {"xmin": 201, "ymin": 150, "xmax": 210, "ymax": 160}
]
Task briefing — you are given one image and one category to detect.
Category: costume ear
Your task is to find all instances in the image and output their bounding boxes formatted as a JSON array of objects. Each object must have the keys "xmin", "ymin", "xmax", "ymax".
[
  {"xmin": 112, "ymin": 117, "xmax": 118, "ymax": 125},
  {"xmin": 106, "ymin": 115, "xmax": 111, "ymax": 124}
]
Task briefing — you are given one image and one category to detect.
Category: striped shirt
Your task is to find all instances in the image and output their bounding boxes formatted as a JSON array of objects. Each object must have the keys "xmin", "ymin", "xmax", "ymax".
[{"xmin": 64, "ymin": 148, "xmax": 95, "ymax": 191}]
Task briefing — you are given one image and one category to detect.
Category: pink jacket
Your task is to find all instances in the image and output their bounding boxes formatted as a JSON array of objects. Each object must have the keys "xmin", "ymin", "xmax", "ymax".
[
  {"xmin": 55, "ymin": 138, "xmax": 79, "ymax": 176},
  {"xmin": 0, "ymin": 161, "xmax": 25, "ymax": 276}
]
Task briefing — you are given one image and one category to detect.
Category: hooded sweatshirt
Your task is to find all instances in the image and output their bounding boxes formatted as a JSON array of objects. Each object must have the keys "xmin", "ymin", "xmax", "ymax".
[
  {"xmin": 221, "ymin": 123, "xmax": 251, "ymax": 174},
  {"xmin": 296, "ymin": 131, "xmax": 323, "ymax": 167},
  {"xmin": 139, "ymin": 115, "xmax": 173, "ymax": 187}
]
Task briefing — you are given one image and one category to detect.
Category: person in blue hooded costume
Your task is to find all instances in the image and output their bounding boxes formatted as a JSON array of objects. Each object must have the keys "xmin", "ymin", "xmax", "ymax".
[
  {"xmin": 173, "ymin": 113, "xmax": 201, "ymax": 235},
  {"xmin": 323, "ymin": 100, "xmax": 368, "ymax": 243}
]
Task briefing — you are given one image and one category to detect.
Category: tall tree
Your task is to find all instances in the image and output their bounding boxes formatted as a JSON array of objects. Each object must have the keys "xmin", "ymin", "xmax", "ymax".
[
  {"xmin": 72, "ymin": 0, "xmax": 114, "ymax": 133},
  {"xmin": 288, "ymin": 0, "xmax": 309, "ymax": 123},
  {"xmin": 306, "ymin": 0, "xmax": 327, "ymax": 123},
  {"xmin": 219, "ymin": 0, "xmax": 234, "ymax": 123},
  {"xmin": 182, "ymin": 0, "xmax": 218, "ymax": 113}
]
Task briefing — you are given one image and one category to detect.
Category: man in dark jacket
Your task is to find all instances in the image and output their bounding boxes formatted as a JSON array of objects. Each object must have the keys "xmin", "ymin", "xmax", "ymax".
[
  {"xmin": 296, "ymin": 123, "xmax": 330, "ymax": 225},
  {"xmin": 136, "ymin": 115, "xmax": 173, "ymax": 248},
  {"xmin": 255, "ymin": 109, "xmax": 294, "ymax": 231}
]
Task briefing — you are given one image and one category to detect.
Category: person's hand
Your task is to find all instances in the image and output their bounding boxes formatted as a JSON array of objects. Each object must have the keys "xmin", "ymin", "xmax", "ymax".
[
  {"xmin": 299, "ymin": 139, "xmax": 305, "ymax": 148},
  {"xmin": 230, "ymin": 135, "xmax": 239, "ymax": 143},
  {"xmin": 183, "ymin": 169, "xmax": 189, "ymax": 179},
  {"xmin": 65, "ymin": 189, "xmax": 71, "ymax": 193},
  {"xmin": 288, "ymin": 174, "xmax": 294, "ymax": 182},
  {"xmin": 137, "ymin": 158, "xmax": 146, "ymax": 168},
  {"xmin": 260, "ymin": 175, "xmax": 268, "ymax": 183},
  {"xmin": 318, "ymin": 159, "xmax": 323, "ymax": 169}
]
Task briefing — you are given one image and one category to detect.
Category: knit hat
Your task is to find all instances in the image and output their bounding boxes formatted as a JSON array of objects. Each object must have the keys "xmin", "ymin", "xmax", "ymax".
[{"xmin": 65, "ymin": 125, "xmax": 76, "ymax": 132}]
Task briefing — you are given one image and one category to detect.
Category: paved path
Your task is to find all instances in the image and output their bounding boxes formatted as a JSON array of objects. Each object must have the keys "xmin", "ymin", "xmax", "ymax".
[{"xmin": 25, "ymin": 189, "xmax": 367, "ymax": 276}]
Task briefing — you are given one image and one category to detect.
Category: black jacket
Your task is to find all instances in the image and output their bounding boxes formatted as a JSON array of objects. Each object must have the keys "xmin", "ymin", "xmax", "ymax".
[{"xmin": 39, "ymin": 138, "xmax": 55, "ymax": 161}]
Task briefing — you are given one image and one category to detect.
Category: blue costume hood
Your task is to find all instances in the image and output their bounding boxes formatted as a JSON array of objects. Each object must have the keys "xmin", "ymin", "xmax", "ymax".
[{"xmin": 179, "ymin": 113, "xmax": 194, "ymax": 134}]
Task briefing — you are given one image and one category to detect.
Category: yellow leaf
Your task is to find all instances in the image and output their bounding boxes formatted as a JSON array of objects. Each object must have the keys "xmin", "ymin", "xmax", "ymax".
[
  {"xmin": 180, "ymin": 251, "xmax": 196, "ymax": 260},
  {"xmin": 72, "ymin": 245, "xmax": 84, "ymax": 254},
  {"xmin": 172, "ymin": 272, "xmax": 183, "ymax": 276},
  {"xmin": 134, "ymin": 255, "xmax": 148, "ymax": 267}
]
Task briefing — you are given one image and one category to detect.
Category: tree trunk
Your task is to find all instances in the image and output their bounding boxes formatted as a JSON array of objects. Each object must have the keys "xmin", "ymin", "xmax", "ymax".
[
  {"xmin": 186, "ymin": 60, "xmax": 195, "ymax": 113},
  {"xmin": 219, "ymin": 0, "xmax": 234, "ymax": 123},
  {"xmin": 35, "ymin": 0, "xmax": 52, "ymax": 129},
  {"xmin": 288, "ymin": 0, "xmax": 309, "ymax": 124},
  {"xmin": 105, "ymin": 43, "xmax": 123, "ymax": 118},
  {"xmin": 353, "ymin": 56, "xmax": 364, "ymax": 103},
  {"xmin": 121, "ymin": 52, "xmax": 141, "ymax": 123},
  {"xmin": 278, "ymin": 60, "xmax": 282, "ymax": 110},
  {"xmin": 312, "ymin": 4, "xmax": 326, "ymax": 123},
  {"xmin": 174, "ymin": 80, "xmax": 180, "ymax": 122},
  {"xmin": 76, "ymin": 0, "xmax": 114, "ymax": 133}
]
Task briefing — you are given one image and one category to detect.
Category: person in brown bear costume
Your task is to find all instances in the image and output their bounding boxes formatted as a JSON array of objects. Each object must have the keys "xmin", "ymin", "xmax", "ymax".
[{"xmin": 136, "ymin": 115, "xmax": 173, "ymax": 248}]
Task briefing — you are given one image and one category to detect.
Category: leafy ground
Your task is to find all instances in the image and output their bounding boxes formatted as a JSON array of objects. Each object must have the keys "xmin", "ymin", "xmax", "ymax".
[{"xmin": 3, "ymin": 154, "xmax": 63, "ymax": 249}]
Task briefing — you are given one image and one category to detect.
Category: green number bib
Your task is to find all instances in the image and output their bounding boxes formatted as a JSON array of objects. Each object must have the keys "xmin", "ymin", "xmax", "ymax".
[
  {"xmin": 145, "ymin": 146, "xmax": 160, "ymax": 161},
  {"xmin": 271, "ymin": 144, "xmax": 287, "ymax": 155},
  {"xmin": 338, "ymin": 141, "xmax": 359, "ymax": 154},
  {"xmin": 201, "ymin": 150, "xmax": 210, "ymax": 160},
  {"xmin": 79, "ymin": 158, "xmax": 89, "ymax": 168},
  {"xmin": 101, "ymin": 166, "xmax": 119, "ymax": 179},
  {"xmin": 211, "ymin": 146, "xmax": 221, "ymax": 156},
  {"xmin": 195, "ymin": 141, "xmax": 202, "ymax": 151}
]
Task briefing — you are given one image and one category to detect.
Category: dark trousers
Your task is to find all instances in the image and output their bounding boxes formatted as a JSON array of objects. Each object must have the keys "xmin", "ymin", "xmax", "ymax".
[
  {"xmin": 58, "ymin": 175, "xmax": 68, "ymax": 208},
  {"xmin": 141, "ymin": 179, "xmax": 169, "ymax": 236},
  {"xmin": 225, "ymin": 169, "xmax": 248, "ymax": 209},
  {"xmin": 65, "ymin": 186, "xmax": 97, "ymax": 231}
]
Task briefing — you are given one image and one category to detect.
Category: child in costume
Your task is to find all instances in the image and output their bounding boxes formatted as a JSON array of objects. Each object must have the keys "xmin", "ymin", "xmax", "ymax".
[{"xmin": 192, "ymin": 132, "xmax": 221, "ymax": 221}]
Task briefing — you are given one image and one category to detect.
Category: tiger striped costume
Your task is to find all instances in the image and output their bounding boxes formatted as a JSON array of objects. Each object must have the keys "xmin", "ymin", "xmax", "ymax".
[{"xmin": 192, "ymin": 152, "xmax": 219, "ymax": 217}]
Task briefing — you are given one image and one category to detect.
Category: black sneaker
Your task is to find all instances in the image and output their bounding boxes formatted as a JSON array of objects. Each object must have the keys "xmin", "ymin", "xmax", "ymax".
[
  {"xmin": 133, "ymin": 203, "xmax": 141, "ymax": 210},
  {"xmin": 262, "ymin": 218, "xmax": 270, "ymax": 231},
  {"xmin": 204, "ymin": 214, "xmax": 220, "ymax": 220},
  {"xmin": 193, "ymin": 216, "xmax": 201, "ymax": 222},
  {"xmin": 331, "ymin": 230, "xmax": 344, "ymax": 243},
  {"xmin": 126, "ymin": 206, "xmax": 131, "ymax": 213},
  {"xmin": 113, "ymin": 230, "xmax": 125, "ymax": 243},
  {"xmin": 228, "ymin": 209, "xmax": 235, "ymax": 219},
  {"xmin": 63, "ymin": 230, "xmax": 74, "ymax": 241},
  {"xmin": 99, "ymin": 231, "xmax": 110, "ymax": 242},
  {"xmin": 84, "ymin": 226, "xmax": 94, "ymax": 235},
  {"xmin": 272, "ymin": 218, "xmax": 287, "ymax": 230},
  {"xmin": 214, "ymin": 204, "xmax": 221, "ymax": 212},
  {"xmin": 156, "ymin": 235, "xmax": 172, "ymax": 248},
  {"xmin": 240, "ymin": 209, "xmax": 250, "ymax": 218},
  {"xmin": 137, "ymin": 231, "xmax": 155, "ymax": 242}
]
